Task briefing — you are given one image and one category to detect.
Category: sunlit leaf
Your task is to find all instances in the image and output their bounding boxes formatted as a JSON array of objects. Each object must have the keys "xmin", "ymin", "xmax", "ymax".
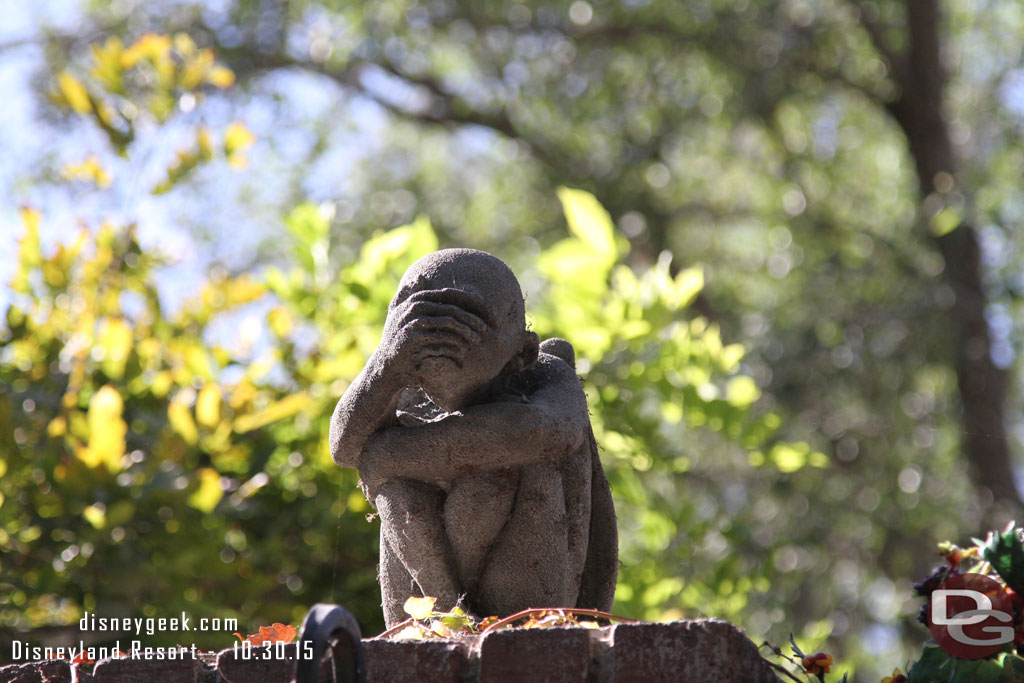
[
  {"xmin": 726, "ymin": 376, "xmax": 760, "ymax": 407},
  {"xmin": 224, "ymin": 121, "xmax": 255, "ymax": 157},
  {"xmin": 669, "ymin": 267, "xmax": 704, "ymax": 310},
  {"xmin": 930, "ymin": 205, "xmax": 962, "ymax": 237},
  {"xmin": 120, "ymin": 33, "xmax": 172, "ymax": 70},
  {"xmin": 392, "ymin": 625, "xmax": 424, "ymax": 641},
  {"xmin": 188, "ymin": 467, "xmax": 223, "ymax": 513},
  {"xmin": 56, "ymin": 71, "xmax": 92, "ymax": 113},
  {"xmin": 76, "ymin": 385, "xmax": 127, "ymax": 473},
  {"xmin": 233, "ymin": 392, "xmax": 311, "ymax": 434},
  {"xmin": 88, "ymin": 37, "xmax": 124, "ymax": 94},
  {"xmin": 196, "ymin": 384, "xmax": 222, "ymax": 428},
  {"xmin": 61, "ymin": 155, "xmax": 112, "ymax": 188},
  {"xmin": 557, "ymin": 187, "xmax": 620, "ymax": 263},
  {"xmin": 403, "ymin": 595, "xmax": 437, "ymax": 620},
  {"xmin": 207, "ymin": 66, "xmax": 235, "ymax": 88},
  {"xmin": 13, "ymin": 208, "xmax": 41, "ymax": 293},
  {"xmin": 168, "ymin": 397, "xmax": 199, "ymax": 445},
  {"xmin": 82, "ymin": 504, "xmax": 107, "ymax": 529},
  {"xmin": 770, "ymin": 442, "xmax": 811, "ymax": 473},
  {"xmin": 97, "ymin": 317, "xmax": 133, "ymax": 379},
  {"xmin": 235, "ymin": 623, "xmax": 297, "ymax": 645}
]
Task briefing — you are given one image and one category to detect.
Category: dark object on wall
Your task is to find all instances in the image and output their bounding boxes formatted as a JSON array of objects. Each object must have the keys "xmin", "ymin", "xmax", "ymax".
[{"xmin": 293, "ymin": 603, "xmax": 364, "ymax": 683}]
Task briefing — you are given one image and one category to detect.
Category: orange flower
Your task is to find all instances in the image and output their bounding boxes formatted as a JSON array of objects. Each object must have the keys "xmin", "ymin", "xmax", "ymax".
[
  {"xmin": 881, "ymin": 668, "xmax": 907, "ymax": 683},
  {"xmin": 801, "ymin": 651, "xmax": 833, "ymax": 675}
]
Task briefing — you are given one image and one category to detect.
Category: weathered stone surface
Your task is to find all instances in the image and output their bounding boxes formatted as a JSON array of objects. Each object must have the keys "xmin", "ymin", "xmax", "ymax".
[
  {"xmin": 609, "ymin": 619, "xmax": 780, "ymax": 683},
  {"xmin": 329, "ymin": 249, "xmax": 617, "ymax": 626},
  {"xmin": 363, "ymin": 639, "xmax": 466, "ymax": 683},
  {"xmin": 0, "ymin": 660, "xmax": 71, "ymax": 683},
  {"xmin": 91, "ymin": 655, "xmax": 196, "ymax": 683},
  {"xmin": 215, "ymin": 644, "xmax": 296, "ymax": 683},
  {"xmin": 478, "ymin": 628, "xmax": 591, "ymax": 683},
  {"xmin": 3, "ymin": 619, "xmax": 780, "ymax": 683}
]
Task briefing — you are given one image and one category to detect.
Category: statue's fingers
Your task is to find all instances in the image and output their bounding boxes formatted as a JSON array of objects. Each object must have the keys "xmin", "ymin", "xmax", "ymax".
[
  {"xmin": 413, "ymin": 342, "xmax": 464, "ymax": 359},
  {"xmin": 404, "ymin": 314, "xmax": 481, "ymax": 344},
  {"xmin": 401, "ymin": 300, "xmax": 487, "ymax": 335}
]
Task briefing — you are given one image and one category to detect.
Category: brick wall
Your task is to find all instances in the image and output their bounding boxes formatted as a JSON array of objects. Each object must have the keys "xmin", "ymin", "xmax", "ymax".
[{"xmin": 1, "ymin": 619, "xmax": 781, "ymax": 682}]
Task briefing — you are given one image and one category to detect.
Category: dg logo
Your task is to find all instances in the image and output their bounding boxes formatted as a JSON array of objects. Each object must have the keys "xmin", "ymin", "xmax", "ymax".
[{"xmin": 929, "ymin": 572, "xmax": 1015, "ymax": 659}]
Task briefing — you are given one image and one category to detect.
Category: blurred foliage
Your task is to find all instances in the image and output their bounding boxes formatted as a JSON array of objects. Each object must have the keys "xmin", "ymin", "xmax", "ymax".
[
  {"xmin": 4, "ymin": 0, "xmax": 1024, "ymax": 677},
  {"xmin": 1, "ymin": 32, "xmax": 824, "ymax": 654}
]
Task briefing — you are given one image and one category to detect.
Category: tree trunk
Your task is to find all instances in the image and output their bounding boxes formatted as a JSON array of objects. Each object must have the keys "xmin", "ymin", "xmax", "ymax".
[{"xmin": 884, "ymin": 0, "xmax": 1020, "ymax": 518}]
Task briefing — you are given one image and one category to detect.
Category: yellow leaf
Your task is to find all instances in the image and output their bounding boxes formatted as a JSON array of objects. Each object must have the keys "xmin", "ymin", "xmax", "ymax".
[
  {"xmin": 77, "ymin": 386, "xmax": 127, "ymax": 473},
  {"xmin": 233, "ymin": 392, "xmax": 310, "ymax": 434},
  {"xmin": 151, "ymin": 370, "xmax": 174, "ymax": 398},
  {"xmin": 56, "ymin": 71, "xmax": 92, "ymax": 113},
  {"xmin": 227, "ymin": 153, "xmax": 249, "ymax": 170},
  {"xmin": 188, "ymin": 467, "xmax": 223, "ymax": 513},
  {"xmin": 267, "ymin": 307, "xmax": 294, "ymax": 338},
  {"xmin": 13, "ymin": 208, "xmax": 41, "ymax": 293},
  {"xmin": 224, "ymin": 122, "xmax": 255, "ymax": 156},
  {"xmin": 97, "ymin": 318, "xmax": 133, "ymax": 379},
  {"xmin": 83, "ymin": 504, "xmax": 106, "ymax": 529},
  {"xmin": 403, "ymin": 596, "xmax": 437, "ymax": 621},
  {"xmin": 168, "ymin": 398, "xmax": 199, "ymax": 445},
  {"xmin": 88, "ymin": 37, "xmax": 124, "ymax": 94},
  {"xmin": 392, "ymin": 625, "xmax": 424, "ymax": 641},
  {"xmin": 121, "ymin": 33, "xmax": 172, "ymax": 69},
  {"xmin": 0, "ymin": 458, "xmax": 6, "ymax": 478},
  {"xmin": 429, "ymin": 620, "xmax": 453, "ymax": 637},
  {"xmin": 47, "ymin": 416, "xmax": 67, "ymax": 438},
  {"xmin": 197, "ymin": 126, "xmax": 214, "ymax": 159},
  {"xmin": 61, "ymin": 156, "xmax": 112, "ymax": 188},
  {"xmin": 196, "ymin": 384, "xmax": 221, "ymax": 428},
  {"xmin": 207, "ymin": 65, "xmax": 235, "ymax": 89},
  {"xmin": 173, "ymin": 33, "xmax": 197, "ymax": 57}
]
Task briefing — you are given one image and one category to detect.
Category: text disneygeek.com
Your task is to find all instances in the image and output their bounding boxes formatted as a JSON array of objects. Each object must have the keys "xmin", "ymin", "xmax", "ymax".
[{"xmin": 7, "ymin": 611, "xmax": 285, "ymax": 664}]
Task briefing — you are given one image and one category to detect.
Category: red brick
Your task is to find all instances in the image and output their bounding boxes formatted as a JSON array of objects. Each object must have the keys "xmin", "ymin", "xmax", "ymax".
[
  {"xmin": 609, "ymin": 619, "xmax": 779, "ymax": 683},
  {"xmin": 363, "ymin": 639, "xmax": 467, "ymax": 683},
  {"xmin": 92, "ymin": 654, "xmax": 197, "ymax": 683},
  {"xmin": 215, "ymin": 642, "xmax": 298, "ymax": 683},
  {"xmin": 478, "ymin": 628, "xmax": 591, "ymax": 683}
]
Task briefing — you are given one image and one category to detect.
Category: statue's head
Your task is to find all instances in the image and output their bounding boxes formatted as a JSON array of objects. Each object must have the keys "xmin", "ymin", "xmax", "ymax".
[{"xmin": 389, "ymin": 249, "xmax": 540, "ymax": 409}]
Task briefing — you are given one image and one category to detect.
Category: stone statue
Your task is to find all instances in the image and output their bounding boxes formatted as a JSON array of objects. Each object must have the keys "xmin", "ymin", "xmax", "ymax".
[{"xmin": 329, "ymin": 249, "xmax": 617, "ymax": 627}]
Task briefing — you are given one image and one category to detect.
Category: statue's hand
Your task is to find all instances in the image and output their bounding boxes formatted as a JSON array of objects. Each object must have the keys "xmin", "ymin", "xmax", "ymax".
[{"xmin": 377, "ymin": 292, "xmax": 488, "ymax": 388}]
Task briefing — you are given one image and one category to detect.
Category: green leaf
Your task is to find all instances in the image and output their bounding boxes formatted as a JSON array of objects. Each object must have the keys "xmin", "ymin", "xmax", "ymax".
[
  {"xmin": 907, "ymin": 644, "xmax": 1018, "ymax": 683},
  {"xmin": 770, "ymin": 442, "xmax": 810, "ymax": 473},
  {"xmin": 726, "ymin": 376, "xmax": 760, "ymax": 407},
  {"xmin": 440, "ymin": 614, "xmax": 469, "ymax": 631},
  {"xmin": 358, "ymin": 216, "xmax": 438, "ymax": 277},
  {"xmin": 982, "ymin": 524, "xmax": 1024, "ymax": 595},
  {"xmin": 556, "ymin": 187, "xmax": 620, "ymax": 264},
  {"xmin": 284, "ymin": 202, "xmax": 331, "ymax": 274},
  {"xmin": 669, "ymin": 267, "xmax": 704, "ymax": 310},
  {"xmin": 930, "ymin": 205, "xmax": 962, "ymax": 236}
]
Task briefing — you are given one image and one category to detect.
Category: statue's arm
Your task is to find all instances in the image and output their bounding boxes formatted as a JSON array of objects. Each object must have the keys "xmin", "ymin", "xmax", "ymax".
[
  {"xmin": 359, "ymin": 356, "xmax": 588, "ymax": 486},
  {"xmin": 328, "ymin": 357, "xmax": 406, "ymax": 470},
  {"xmin": 330, "ymin": 295, "xmax": 487, "ymax": 470}
]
